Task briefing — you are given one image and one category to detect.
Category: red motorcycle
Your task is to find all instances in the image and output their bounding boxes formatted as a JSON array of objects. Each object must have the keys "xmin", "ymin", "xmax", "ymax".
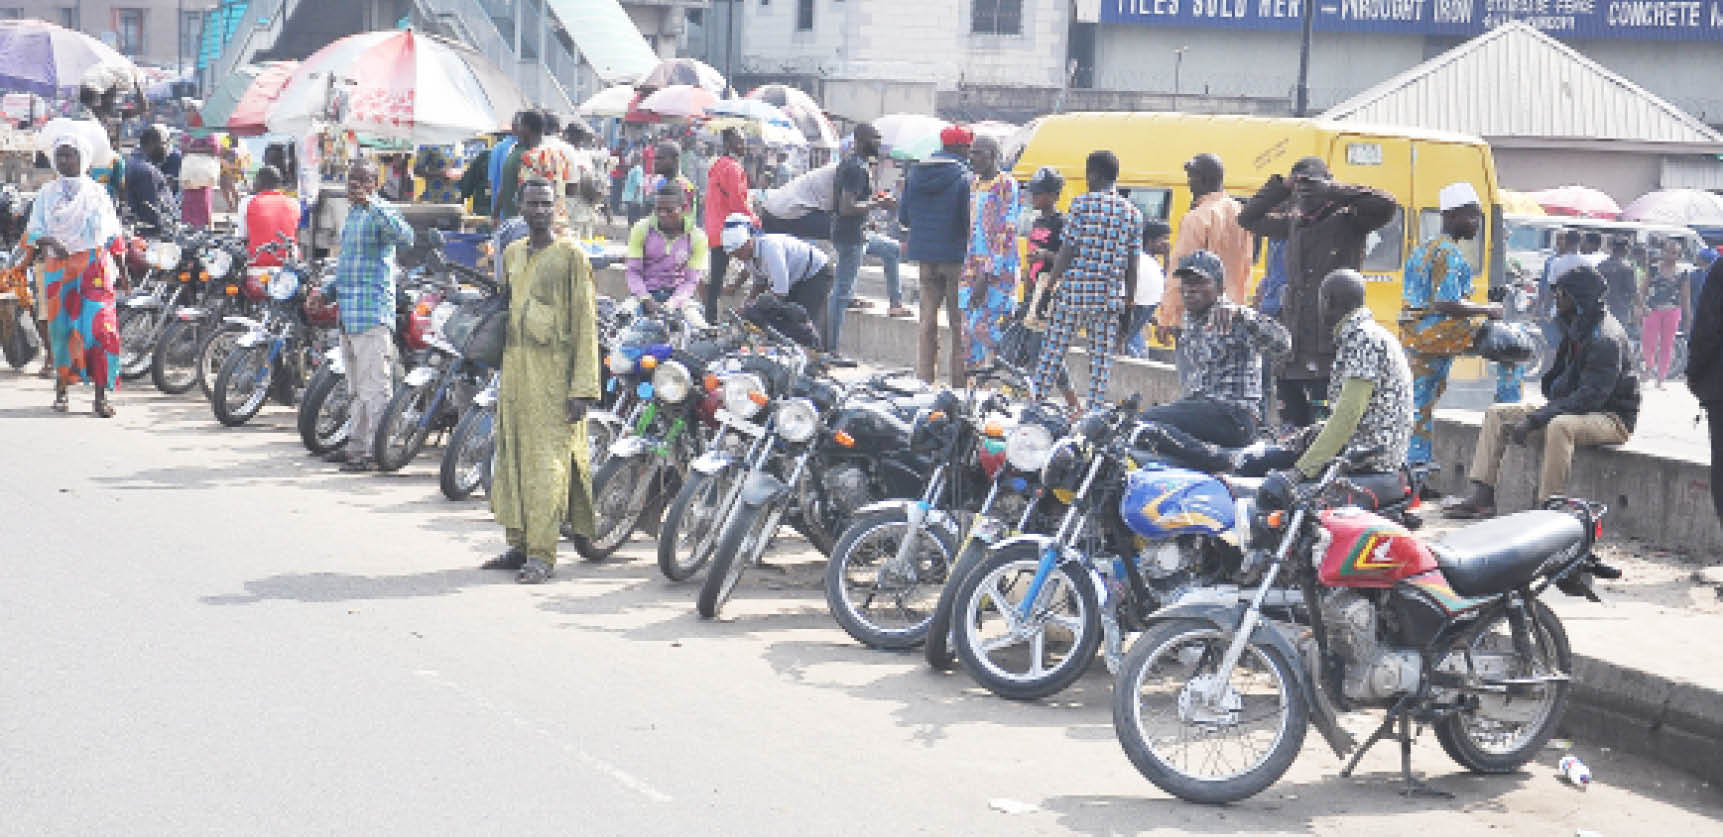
[{"xmin": 1110, "ymin": 448, "xmax": 1615, "ymax": 803}]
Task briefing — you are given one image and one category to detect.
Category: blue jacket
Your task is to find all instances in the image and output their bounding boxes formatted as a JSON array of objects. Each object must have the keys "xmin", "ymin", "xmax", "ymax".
[{"xmin": 897, "ymin": 152, "xmax": 971, "ymax": 264}]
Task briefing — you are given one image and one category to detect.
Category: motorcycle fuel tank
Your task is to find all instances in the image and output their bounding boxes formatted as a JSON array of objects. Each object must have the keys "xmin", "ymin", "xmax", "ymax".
[
  {"xmin": 1316, "ymin": 507, "xmax": 1438, "ymax": 588},
  {"xmin": 1120, "ymin": 466, "xmax": 1235, "ymax": 539}
]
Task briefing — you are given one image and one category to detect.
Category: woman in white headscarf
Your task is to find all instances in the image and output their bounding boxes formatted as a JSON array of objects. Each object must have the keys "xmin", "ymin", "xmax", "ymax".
[{"xmin": 27, "ymin": 124, "xmax": 124, "ymax": 416}]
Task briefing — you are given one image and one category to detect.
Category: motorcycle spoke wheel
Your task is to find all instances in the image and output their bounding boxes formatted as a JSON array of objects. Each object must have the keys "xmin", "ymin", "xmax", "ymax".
[
  {"xmin": 657, "ymin": 470, "xmax": 732, "ymax": 581},
  {"xmin": 197, "ymin": 327, "xmax": 243, "ymax": 400},
  {"xmin": 576, "ymin": 456, "xmax": 653, "ymax": 559},
  {"xmin": 826, "ymin": 513, "xmax": 954, "ymax": 649},
  {"xmin": 151, "ymin": 321, "xmax": 201, "ymax": 393},
  {"xmin": 375, "ymin": 385, "xmax": 435, "ymax": 472},
  {"xmin": 1433, "ymin": 599, "xmax": 1571, "ymax": 772},
  {"xmin": 213, "ymin": 347, "xmax": 270, "ymax": 426},
  {"xmin": 117, "ymin": 309, "xmax": 159, "ymax": 378},
  {"xmin": 440, "ymin": 406, "xmax": 494, "ymax": 501}
]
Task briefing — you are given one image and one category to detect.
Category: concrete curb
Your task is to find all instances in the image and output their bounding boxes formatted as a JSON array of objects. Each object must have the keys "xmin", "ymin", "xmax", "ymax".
[{"xmin": 593, "ymin": 267, "xmax": 1723, "ymax": 784}]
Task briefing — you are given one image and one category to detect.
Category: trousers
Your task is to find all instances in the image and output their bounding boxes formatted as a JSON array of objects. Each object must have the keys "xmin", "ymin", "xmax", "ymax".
[
  {"xmin": 916, "ymin": 262, "xmax": 966, "ymax": 387},
  {"xmin": 830, "ymin": 239, "xmax": 864, "ymax": 352},
  {"xmin": 1642, "ymin": 306, "xmax": 1681, "ymax": 382},
  {"xmin": 340, "ymin": 325, "xmax": 395, "ymax": 459},
  {"xmin": 704, "ymin": 246, "xmax": 731, "ymax": 323},
  {"xmin": 1708, "ymin": 402, "xmax": 1723, "ymax": 528},
  {"xmin": 1470, "ymin": 402, "xmax": 1630, "ymax": 502},
  {"xmin": 1035, "ymin": 298, "xmax": 1119, "ymax": 411}
]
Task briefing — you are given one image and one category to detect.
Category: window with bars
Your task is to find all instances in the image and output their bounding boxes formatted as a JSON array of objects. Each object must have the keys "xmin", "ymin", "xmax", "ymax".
[
  {"xmin": 796, "ymin": 0, "xmax": 813, "ymax": 30},
  {"xmin": 57, "ymin": 6, "xmax": 77, "ymax": 28},
  {"xmin": 971, "ymin": 0, "xmax": 1021, "ymax": 34},
  {"xmin": 116, "ymin": 8, "xmax": 145, "ymax": 55}
]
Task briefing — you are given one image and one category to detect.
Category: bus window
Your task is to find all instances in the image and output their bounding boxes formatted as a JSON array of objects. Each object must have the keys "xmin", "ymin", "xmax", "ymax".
[
  {"xmin": 1361, "ymin": 206, "xmax": 1405, "ymax": 273},
  {"xmin": 1120, "ymin": 187, "xmax": 1171, "ymax": 221},
  {"xmin": 1419, "ymin": 208, "xmax": 1483, "ymax": 270},
  {"xmin": 1506, "ymin": 223, "xmax": 1545, "ymax": 252}
]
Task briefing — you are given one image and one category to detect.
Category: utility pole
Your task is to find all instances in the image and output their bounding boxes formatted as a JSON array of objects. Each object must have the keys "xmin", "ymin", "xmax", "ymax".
[
  {"xmin": 1294, "ymin": 0, "xmax": 1314, "ymax": 116},
  {"xmin": 723, "ymin": 0, "xmax": 735, "ymax": 90}
]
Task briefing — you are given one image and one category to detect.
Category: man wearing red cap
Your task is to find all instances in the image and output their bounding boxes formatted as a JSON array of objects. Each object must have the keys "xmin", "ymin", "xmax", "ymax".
[{"xmin": 898, "ymin": 124, "xmax": 975, "ymax": 386}]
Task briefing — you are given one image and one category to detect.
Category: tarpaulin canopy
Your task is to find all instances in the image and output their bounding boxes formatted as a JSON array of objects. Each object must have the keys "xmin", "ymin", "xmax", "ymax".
[{"xmin": 545, "ymin": 0, "xmax": 657, "ymax": 85}]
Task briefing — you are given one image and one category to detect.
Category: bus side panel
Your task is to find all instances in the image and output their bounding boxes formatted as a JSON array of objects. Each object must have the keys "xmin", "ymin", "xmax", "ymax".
[{"xmin": 1327, "ymin": 134, "xmax": 1413, "ymax": 331}]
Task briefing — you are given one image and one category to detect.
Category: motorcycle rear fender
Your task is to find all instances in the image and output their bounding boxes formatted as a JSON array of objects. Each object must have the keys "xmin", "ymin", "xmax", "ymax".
[
  {"xmin": 1143, "ymin": 601, "xmax": 1352, "ymax": 759},
  {"xmin": 692, "ymin": 450, "xmax": 734, "ymax": 475},
  {"xmin": 850, "ymin": 499, "xmax": 963, "ymax": 542},
  {"xmin": 608, "ymin": 435, "xmax": 649, "ymax": 458},
  {"xmin": 739, "ymin": 471, "xmax": 789, "ymax": 506}
]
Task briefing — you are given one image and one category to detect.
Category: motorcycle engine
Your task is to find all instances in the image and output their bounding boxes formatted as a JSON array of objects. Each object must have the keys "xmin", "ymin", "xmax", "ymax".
[
  {"xmin": 1321, "ymin": 589, "xmax": 1422, "ymax": 704},
  {"xmin": 822, "ymin": 465, "xmax": 872, "ymax": 520}
]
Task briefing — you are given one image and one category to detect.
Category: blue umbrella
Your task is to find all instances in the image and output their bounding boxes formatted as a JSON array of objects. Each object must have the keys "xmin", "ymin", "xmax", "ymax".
[{"xmin": 0, "ymin": 19, "xmax": 138, "ymax": 96}]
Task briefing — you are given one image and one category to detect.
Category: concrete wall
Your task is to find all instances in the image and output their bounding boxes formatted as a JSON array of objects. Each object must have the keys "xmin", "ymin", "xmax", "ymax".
[
  {"xmin": 11, "ymin": 0, "xmax": 216, "ymax": 69},
  {"xmin": 1494, "ymin": 147, "xmax": 1663, "ymax": 205}
]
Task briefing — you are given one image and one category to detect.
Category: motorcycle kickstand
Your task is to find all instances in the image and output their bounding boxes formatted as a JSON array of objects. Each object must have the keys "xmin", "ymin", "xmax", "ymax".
[{"xmin": 1337, "ymin": 700, "xmax": 1452, "ymax": 798}]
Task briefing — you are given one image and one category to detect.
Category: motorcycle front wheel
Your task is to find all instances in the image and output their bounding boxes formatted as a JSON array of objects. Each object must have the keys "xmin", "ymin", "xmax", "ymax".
[
  {"xmin": 373, "ymin": 382, "xmax": 436, "ymax": 472},
  {"xmin": 924, "ymin": 534, "xmax": 993, "ymax": 671},
  {"xmin": 951, "ymin": 543, "xmax": 1101, "ymax": 701},
  {"xmin": 573, "ymin": 454, "xmax": 656, "ymax": 560},
  {"xmin": 1111, "ymin": 618, "xmax": 1308, "ymax": 805},
  {"xmin": 196, "ymin": 323, "xmax": 245, "ymax": 401},
  {"xmin": 696, "ymin": 499, "xmax": 783, "ymax": 619},
  {"xmin": 824, "ymin": 507, "xmax": 958, "ymax": 650},
  {"xmin": 211, "ymin": 344, "xmax": 272, "ymax": 427},
  {"xmin": 656, "ymin": 468, "xmax": 735, "ymax": 581},
  {"xmin": 149, "ymin": 318, "xmax": 203, "ymax": 394},
  {"xmin": 297, "ymin": 366, "xmax": 351, "ymax": 455},
  {"xmin": 439, "ymin": 403, "xmax": 495, "ymax": 501},
  {"xmin": 116, "ymin": 307, "xmax": 160, "ymax": 380},
  {"xmin": 1432, "ymin": 599, "xmax": 1572, "ymax": 774}
]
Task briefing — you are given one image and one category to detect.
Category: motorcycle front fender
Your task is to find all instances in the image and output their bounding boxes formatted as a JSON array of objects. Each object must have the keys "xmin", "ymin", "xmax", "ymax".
[
  {"xmin": 849, "ymin": 499, "xmax": 963, "ymax": 542},
  {"xmin": 1141, "ymin": 601, "xmax": 1351, "ymax": 759},
  {"xmin": 125, "ymin": 294, "xmax": 164, "ymax": 310},
  {"xmin": 739, "ymin": 471, "xmax": 789, "ymax": 507},
  {"xmin": 608, "ymin": 435, "xmax": 649, "ymax": 458},
  {"xmin": 691, "ymin": 450, "xmax": 733, "ymax": 475}
]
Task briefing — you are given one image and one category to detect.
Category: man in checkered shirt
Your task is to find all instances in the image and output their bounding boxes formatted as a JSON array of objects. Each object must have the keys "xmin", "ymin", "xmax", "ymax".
[
  {"xmin": 1031, "ymin": 150, "xmax": 1141, "ymax": 411},
  {"xmin": 331, "ymin": 158, "xmax": 415, "ymax": 471}
]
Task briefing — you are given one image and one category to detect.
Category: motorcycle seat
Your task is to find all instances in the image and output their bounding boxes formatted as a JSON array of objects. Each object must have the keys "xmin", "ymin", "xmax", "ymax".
[
  {"xmin": 1332, "ymin": 471, "xmax": 1412, "ymax": 511},
  {"xmin": 1429, "ymin": 511, "xmax": 1586, "ymax": 597}
]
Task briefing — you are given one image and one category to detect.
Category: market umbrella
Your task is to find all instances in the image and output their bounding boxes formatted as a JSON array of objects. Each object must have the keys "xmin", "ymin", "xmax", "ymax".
[
  {"xmin": 1499, "ymin": 188, "xmax": 1545, "ymax": 216},
  {"xmin": 579, "ymin": 84, "xmax": 636, "ymax": 117},
  {"xmin": 704, "ymin": 115, "xmax": 805, "ymax": 148},
  {"xmin": 200, "ymin": 60, "xmax": 297, "ymax": 135},
  {"xmin": 637, "ymin": 84, "xmax": 718, "ymax": 120},
  {"xmin": 747, "ymin": 83, "xmax": 838, "ymax": 148},
  {"xmin": 1533, "ymin": 185, "xmax": 1621, "ymax": 220},
  {"xmin": 1622, "ymin": 189, "xmax": 1723, "ymax": 226},
  {"xmin": 637, "ymin": 58, "xmax": 726, "ymax": 96},
  {"xmin": 266, "ymin": 29, "xmax": 526, "ymax": 145},
  {"xmin": 707, "ymin": 98, "xmax": 792, "ymax": 127},
  {"xmin": 874, "ymin": 113, "xmax": 949, "ymax": 160},
  {"xmin": 0, "ymin": 19, "xmax": 138, "ymax": 96},
  {"xmin": 1001, "ymin": 117, "xmax": 1042, "ymax": 170}
]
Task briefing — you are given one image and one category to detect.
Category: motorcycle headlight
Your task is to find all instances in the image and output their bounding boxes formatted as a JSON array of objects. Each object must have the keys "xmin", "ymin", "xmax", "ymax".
[
  {"xmin": 651, "ymin": 360, "xmax": 693, "ymax": 403},
  {"xmin": 266, "ymin": 268, "xmax": 300, "ymax": 301},
  {"xmin": 146, "ymin": 241, "xmax": 181, "ymax": 270},
  {"xmin": 1005, "ymin": 423, "xmax": 1054, "ymax": 473},
  {"xmin": 722, "ymin": 373, "xmax": 766, "ymax": 419},
  {"xmin": 607, "ymin": 352, "xmax": 634, "ymax": 375},
  {"xmin": 201, "ymin": 248, "xmax": 233, "ymax": 279},
  {"xmin": 776, "ymin": 398, "xmax": 818, "ymax": 443}
]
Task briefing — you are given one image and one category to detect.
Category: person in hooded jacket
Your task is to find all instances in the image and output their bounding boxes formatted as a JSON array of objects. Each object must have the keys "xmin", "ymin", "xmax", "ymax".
[
  {"xmin": 1686, "ymin": 255, "xmax": 1723, "ymax": 528},
  {"xmin": 1447, "ymin": 265, "xmax": 1640, "ymax": 518},
  {"xmin": 898, "ymin": 125, "xmax": 974, "ymax": 387}
]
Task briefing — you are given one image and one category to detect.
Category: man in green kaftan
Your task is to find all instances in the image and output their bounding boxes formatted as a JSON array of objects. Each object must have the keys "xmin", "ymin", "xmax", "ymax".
[{"xmin": 483, "ymin": 178, "xmax": 602, "ymax": 584}]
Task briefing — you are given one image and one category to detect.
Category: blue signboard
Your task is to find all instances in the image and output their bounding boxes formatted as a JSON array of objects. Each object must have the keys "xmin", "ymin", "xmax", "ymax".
[{"xmin": 1100, "ymin": 0, "xmax": 1723, "ymax": 41}]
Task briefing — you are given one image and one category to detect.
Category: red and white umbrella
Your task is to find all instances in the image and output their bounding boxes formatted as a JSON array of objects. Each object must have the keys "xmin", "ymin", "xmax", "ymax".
[
  {"xmin": 266, "ymin": 29, "xmax": 526, "ymax": 145},
  {"xmin": 1533, "ymin": 185, "xmax": 1622, "ymax": 220},
  {"xmin": 637, "ymin": 58, "xmax": 726, "ymax": 96},
  {"xmin": 637, "ymin": 84, "xmax": 718, "ymax": 120}
]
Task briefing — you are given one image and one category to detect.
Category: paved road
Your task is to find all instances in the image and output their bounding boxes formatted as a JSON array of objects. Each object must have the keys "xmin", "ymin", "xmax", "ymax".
[{"xmin": 3, "ymin": 371, "xmax": 1720, "ymax": 835}]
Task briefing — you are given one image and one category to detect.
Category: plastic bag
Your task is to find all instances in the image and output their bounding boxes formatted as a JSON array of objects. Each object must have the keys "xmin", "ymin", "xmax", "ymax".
[{"xmin": 1473, "ymin": 320, "xmax": 1537, "ymax": 364}]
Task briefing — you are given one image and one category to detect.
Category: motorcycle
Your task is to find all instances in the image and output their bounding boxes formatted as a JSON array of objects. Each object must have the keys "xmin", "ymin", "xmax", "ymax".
[
  {"xmin": 116, "ymin": 219, "xmax": 206, "ymax": 380},
  {"xmin": 438, "ymin": 370, "xmax": 499, "ymax": 500},
  {"xmin": 1110, "ymin": 449, "xmax": 1616, "ymax": 803},
  {"xmin": 210, "ymin": 255, "xmax": 335, "ymax": 426},
  {"xmin": 295, "ymin": 268, "xmax": 436, "ymax": 457},
  {"xmin": 149, "ymin": 233, "xmax": 255, "ymax": 396}
]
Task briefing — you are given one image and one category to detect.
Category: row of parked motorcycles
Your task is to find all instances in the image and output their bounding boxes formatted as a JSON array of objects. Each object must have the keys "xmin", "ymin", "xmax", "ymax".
[{"xmin": 577, "ymin": 298, "xmax": 1623, "ymax": 804}]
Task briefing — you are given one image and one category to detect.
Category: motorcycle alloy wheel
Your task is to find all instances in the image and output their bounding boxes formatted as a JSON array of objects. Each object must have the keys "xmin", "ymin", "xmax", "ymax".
[
  {"xmin": 297, "ymin": 366, "xmax": 352, "ymax": 455},
  {"xmin": 951, "ymin": 543, "xmax": 1101, "ymax": 701},
  {"xmin": 373, "ymin": 383, "xmax": 437, "ymax": 472},
  {"xmin": 573, "ymin": 454, "xmax": 656, "ymax": 560}
]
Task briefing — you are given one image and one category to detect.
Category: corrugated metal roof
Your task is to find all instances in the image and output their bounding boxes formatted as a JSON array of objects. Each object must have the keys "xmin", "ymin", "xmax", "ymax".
[
  {"xmin": 1323, "ymin": 23, "xmax": 1723, "ymax": 150},
  {"xmin": 545, "ymin": 0, "xmax": 659, "ymax": 86}
]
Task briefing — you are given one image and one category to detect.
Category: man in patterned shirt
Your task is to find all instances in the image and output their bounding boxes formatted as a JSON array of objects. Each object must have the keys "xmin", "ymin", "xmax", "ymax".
[
  {"xmin": 1033, "ymin": 150, "xmax": 1141, "ymax": 411},
  {"xmin": 331, "ymin": 159, "xmax": 415, "ymax": 472}
]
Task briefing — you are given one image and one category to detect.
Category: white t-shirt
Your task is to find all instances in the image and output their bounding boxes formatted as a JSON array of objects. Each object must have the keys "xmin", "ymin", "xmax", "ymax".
[
  {"xmin": 1134, "ymin": 253, "xmax": 1166, "ymax": 307},
  {"xmin": 761, "ymin": 163, "xmax": 837, "ymax": 220}
]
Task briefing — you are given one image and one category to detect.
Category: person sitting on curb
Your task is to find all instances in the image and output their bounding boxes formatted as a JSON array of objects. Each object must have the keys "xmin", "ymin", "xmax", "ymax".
[{"xmin": 1447, "ymin": 265, "xmax": 1640, "ymax": 518}]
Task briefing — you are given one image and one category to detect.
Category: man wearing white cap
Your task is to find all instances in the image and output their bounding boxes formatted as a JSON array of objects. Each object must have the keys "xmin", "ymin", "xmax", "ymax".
[
  {"xmin": 719, "ymin": 212, "xmax": 834, "ymax": 342},
  {"xmin": 1398, "ymin": 181, "xmax": 1505, "ymax": 465}
]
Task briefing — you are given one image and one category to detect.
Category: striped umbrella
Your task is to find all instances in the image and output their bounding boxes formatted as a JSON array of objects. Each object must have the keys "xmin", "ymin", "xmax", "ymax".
[
  {"xmin": 199, "ymin": 61, "xmax": 298, "ymax": 135},
  {"xmin": 266, "ymin": 29, "xmax": 526, "ymax": 145},
  {"xmin": 0, "ymin": 19, "xmax": 138, "ymax": 96},
  {"xmin": 637, "ymin": 57, "xmax": 726, "ymax": 95}
]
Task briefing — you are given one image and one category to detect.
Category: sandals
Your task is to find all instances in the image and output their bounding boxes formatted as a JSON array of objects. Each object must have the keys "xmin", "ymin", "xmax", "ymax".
[
  {"xmin": 50, "ymin": 390, "xmax": 68, "ymax": 412},
  {"xmin": 92, "ymin": 399, "xmax": 115, "ymax": 419}
]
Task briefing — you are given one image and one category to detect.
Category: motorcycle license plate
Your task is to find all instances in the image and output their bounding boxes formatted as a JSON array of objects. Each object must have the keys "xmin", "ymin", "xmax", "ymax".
[
  {"xmin": 714, "ymin": 408, "xmax": 764, "ymax": 439},
  {"xmin": 404, "ymin": 366, "xmax": 437, "ymax": 387}
]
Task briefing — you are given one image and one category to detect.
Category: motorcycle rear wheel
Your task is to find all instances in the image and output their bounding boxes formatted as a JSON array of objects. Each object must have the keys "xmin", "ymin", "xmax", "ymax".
[
  {"xmin": 297, "ymin": 366, "xmax": 351, "ymax": 455},
  {"xmin": 373, "ymin": 383, "xmax": 435, "ymax": 472},
  {"xmin": 116, "ymin": 308, "xmax": 159, "ymax": 380},
  {"xmin": 951, "ymin": 543, "xmax": 1102, "ymax": 701},
  {"xmin": 573, "ymin": 454, "xmax": 655, "ymax": 560},
  {"xmin": 149, "ymin": 319, "xmax": 202, "ymax": 394},
  {"xmin": 1433, "ymin": 599, "xmax": 1572, "ymax": 774},
  {"xmin": 824, "ymin": 508, "xmax": 957, "ymax": 650},
  {"xmin": 696, "ymin": 500, "xmax": 780, "ymax": 619},
  {"xmin": 439, "ymin": 403, "xmax": 494, "ymax": 501},
  {"xmin": 211, "ymin": 345, "xmax": 272, "ymax": 427},
  {"xmin": 924, "ymin": 534, "xmax": 992, "ymax": 671},
  {"xmin": 196, "ymin": 323, "xmax": 245, "ymax": 401}
]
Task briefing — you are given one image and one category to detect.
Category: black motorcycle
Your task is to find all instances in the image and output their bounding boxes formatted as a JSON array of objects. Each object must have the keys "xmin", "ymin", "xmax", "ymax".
[{"xmin": 149, "ymin": 233, "xmax": 257, "ymax": 396}]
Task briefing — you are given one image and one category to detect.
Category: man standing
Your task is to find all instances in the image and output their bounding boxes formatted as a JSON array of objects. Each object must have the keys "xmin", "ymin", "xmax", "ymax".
[
  {"xmin": 703, "ymin": 127, "xmax": 754, "ymax": 322},
  {"xmin": 959, "ymin": 136, "xmax": 1021, "ymax": 369},
  {"xmin": 332, "ymin": 160, "xmax": 414, "ymax": 472},
  {"xmin": 483, "ymin": 179, "xmax": 602, "ymax": 583},
  {"xmin": 234, "ymin": 165, "xmax": 300, "ymax": 267},
  {"xmin": 1159, "ymin": 153, "xmax": 1253, "ymax": 338},
  {"xmin": 492, "ymin": 110, "xmax": 544, "ymax": 221},
  {"xmin": 1398, "ymin": 182, "xmax": 1505, "ymax": 465},
  {"xmin": 1447, "ymin": 266, "xmax": 1639, "ymax": 518},
  {"xmin": 625, "ymin": 183, "xmax": 708, "ymax": 311},
  {"xmin": 1033, "ymin": 150, "xmax": 1142, "ymax": 411},
  {"xmin": 1685, "ymin": 256, "xmax": 1723, "ymax": 529},
  {"xmin": 1238, "ymin": 156, "xmax": 1396, "ymax": 427},
  {"xmin": 898, "ymin": 125, "xmax": 974, "ymax": 386},
  {"xmin": 649, "ymin": 141, "xmax": 696, "ymax": 214},
  {"xmin": 719, "ymin": 212, "xmax": 834, "ymax": 342},
  {"xmin": 1597, "ymin": 237, "xmax": 1642, "ymax": 335},
  {"xmin": 123, "ymin": 125, "xmax": 175, "ymax": 233},
  {"xmin": 1125, "ymin": 220, "xmax": 1170, "ymax": 357},
  {"xmin": 830, "ymin": 124, "xmax": 888, "ymax": 354}
]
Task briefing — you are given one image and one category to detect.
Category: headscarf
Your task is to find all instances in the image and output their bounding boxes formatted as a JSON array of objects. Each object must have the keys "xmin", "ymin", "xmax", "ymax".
[{"xmin": 32, "ymin": 127, "xmax": 122, "ymax": 255}]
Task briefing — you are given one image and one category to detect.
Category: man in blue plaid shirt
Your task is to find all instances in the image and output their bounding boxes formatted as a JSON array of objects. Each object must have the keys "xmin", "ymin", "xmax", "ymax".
[{"xmin": 333, "ymin": 159, "xmax": 415, "ymax": 471}]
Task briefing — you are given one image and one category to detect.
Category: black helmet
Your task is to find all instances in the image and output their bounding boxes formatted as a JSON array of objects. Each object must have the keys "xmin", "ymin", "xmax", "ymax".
[{"xmin": 1027, "ymin": 166, "xmax": 1065, "ymax": 195}]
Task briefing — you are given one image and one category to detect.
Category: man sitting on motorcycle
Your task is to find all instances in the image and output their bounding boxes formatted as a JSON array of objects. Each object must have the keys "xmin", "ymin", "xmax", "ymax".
[
  {"xmin": 624, "ymin": 182, "xmax": 708, "ymax": 323},
  {"xmin": 234, "ymin": 165, "xmax": 300, "ymax": 267},
  {"xmin": 1263, "ymin": 269, "xmax": 1415, "ymax": 503}
]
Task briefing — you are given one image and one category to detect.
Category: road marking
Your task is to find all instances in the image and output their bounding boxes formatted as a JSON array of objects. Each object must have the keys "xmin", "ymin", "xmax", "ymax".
[{"xmin": 413, "ymin": 669, "xmax": 672, "ymax": 803}]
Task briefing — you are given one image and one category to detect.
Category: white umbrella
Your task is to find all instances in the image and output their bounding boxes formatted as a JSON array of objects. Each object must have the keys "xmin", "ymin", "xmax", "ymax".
[
  {"xmin": 707, "ymin": 98, "xmax": 792, "ymax": 127},
  {"xmin": 266, "ymin": 29, "xmax": 526, "ymax": 145},
  {"xmin": 579, "ymin": 84, "xmax": 636, "ymax": 117},
  {"xmin": 0, "ymin": 19, "xmax": 138, "ymax": 96}
]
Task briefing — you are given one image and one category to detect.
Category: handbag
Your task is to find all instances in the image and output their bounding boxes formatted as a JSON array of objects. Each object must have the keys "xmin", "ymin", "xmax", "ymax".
[
  {"xmin": 444, "ymin": 288, "xmax": 510, "ymax": 367},
  {"xmin": 1472, "ymin": 319, "xmax": 1537, "ymax": 364}
]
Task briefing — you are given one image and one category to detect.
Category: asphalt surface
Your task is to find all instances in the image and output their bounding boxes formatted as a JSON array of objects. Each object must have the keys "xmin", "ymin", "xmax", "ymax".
[{"xmin": 3, "ymin": 368, "xmax": 1721, "ymax": 835}]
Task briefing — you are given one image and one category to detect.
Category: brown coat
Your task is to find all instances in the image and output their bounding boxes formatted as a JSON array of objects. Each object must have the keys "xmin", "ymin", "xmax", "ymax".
[{"xmin": 1238, "ymin": 178, "xmax": 1396, "ymax": 381}]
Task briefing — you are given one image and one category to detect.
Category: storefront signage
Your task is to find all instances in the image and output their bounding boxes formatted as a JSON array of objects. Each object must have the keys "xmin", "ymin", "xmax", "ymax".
[{"xmin": 1101, "ymin": 0, "xmax": 1723, "ymax": 40}]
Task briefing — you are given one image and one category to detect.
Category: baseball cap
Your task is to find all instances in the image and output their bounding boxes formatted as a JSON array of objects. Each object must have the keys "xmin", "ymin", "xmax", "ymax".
[
  {"xmin": 1174, "ymin": 250, "xmax": 1225, "ymax": 285},
  {"xmin": 939, "ymin": 124, "xmax": 974, "ymax": 148}
]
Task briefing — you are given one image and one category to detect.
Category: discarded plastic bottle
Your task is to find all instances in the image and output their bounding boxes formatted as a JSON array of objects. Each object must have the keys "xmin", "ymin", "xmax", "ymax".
[{"xmin": 1558, "ymin": 754, "xmax": 1592, "ymax": 788}]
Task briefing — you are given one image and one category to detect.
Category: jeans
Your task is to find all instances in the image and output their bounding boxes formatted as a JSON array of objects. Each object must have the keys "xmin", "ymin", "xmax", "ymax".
[
  {"xmin": 916, "ymin": 262, "xmax": 966, "ymax": 387},
  {"xmin": 1470, "ymin": 403, "xmax": 1630, "ymax": 501},
  {"xmin": 788, "ymin": 264, "xmax": 835, "ymax": 347},
  {"xmin": 867, "ymin": 234, "xmax": 903, "ymax": 306},
  {"xmin": 1123, "ymin": 304, "xmax": 1157, "ymax": 358},
  {"xmin": 829, "ymin": 239, "xmax": 865, "ymax": 352},
  {"xmin": 704, "ymin": 246, "xmax": 731, "ymax": 323},
  {"xmin": 1142, "ymin": 397, "xmax": 1257, "ymax": 447}
]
